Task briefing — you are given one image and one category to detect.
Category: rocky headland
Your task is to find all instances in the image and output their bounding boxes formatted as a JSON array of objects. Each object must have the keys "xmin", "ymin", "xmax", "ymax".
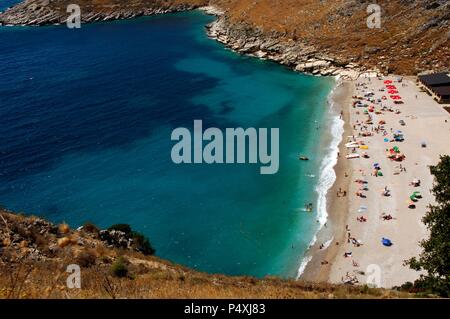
[
  {"xmin": 0, "ymin": 1, "xmax": 448, "ymax": 76},
  {"xmin": 203, "ymin": 6, "xmax": 364, "ymax": 79}
]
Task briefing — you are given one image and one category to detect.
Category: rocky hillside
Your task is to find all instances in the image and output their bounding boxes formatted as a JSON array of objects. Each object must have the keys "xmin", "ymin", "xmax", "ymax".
[
  {"xmin": 0, "ymin": 209, "xmax": 413, "ymax": 298},
  {"xmin": 209, "ymin": 0, "xmax": 449, "ymax": 76},
  {"xmin": 0, "ymin": 0, "xmax": 448, "ymax": 75},
  {"xmin": 0, "ymin": 0, "xmax": 209, "ymax": 25}
]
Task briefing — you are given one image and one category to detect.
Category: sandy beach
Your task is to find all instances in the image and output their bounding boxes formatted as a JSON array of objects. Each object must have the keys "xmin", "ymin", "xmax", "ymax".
[
  {"xmin": 300, "ymin": 80, "xmax": 353, "ymax": 282},
  {"xmin": 302, "ymin": 75, "xmax": 450, "ymax": 288}
]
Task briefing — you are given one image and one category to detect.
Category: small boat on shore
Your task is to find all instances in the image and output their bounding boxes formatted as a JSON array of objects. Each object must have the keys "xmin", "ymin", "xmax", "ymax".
[{"xmin": 346, "ymin": 154, "xmax": 360, "ymax": 159}]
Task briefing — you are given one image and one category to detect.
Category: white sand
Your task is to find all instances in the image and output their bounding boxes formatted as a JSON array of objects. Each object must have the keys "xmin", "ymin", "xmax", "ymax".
[{"xmin": 328, "ymin": 76, "xmax": 450, "ymax": 288}]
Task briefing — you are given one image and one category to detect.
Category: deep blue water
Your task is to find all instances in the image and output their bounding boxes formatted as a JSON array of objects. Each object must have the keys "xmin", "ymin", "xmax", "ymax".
[
  {"xmin": 0, "ymin": 12, "xmax": 334, "ymax": 277},
  {"xmin": 0, "ymin": 0, "xmax": 20, "ymax": 12}
]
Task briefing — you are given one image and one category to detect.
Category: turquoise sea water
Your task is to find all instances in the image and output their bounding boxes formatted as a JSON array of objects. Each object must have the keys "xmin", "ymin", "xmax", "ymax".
[{"xmin": 0, "ymin": 12, "xmax": 335, "ymax": 277}]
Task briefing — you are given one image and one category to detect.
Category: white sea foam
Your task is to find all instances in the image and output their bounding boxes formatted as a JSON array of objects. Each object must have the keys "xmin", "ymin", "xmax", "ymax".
[
  {"xmin": 296, "ymin": 255, "xmax": 313, "ymax": 278},
  {"xmin": 322, "ymin": 236, "xmax": 334, "ymax": 250},
  {"xmin": 296, "ymin": 79, "xmax": 345, "ymax": 279},
  {"xmin": 316, "ymin": 86, "xmax": 344, "ymax": 226}
]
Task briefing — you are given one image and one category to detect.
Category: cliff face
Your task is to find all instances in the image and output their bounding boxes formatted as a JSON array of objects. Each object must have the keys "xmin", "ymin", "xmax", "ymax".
[
  {"xmin": 0, "ymin": 209, "xmax": 411, "ymax": 298},
  {"xmin": 0, "ymin": 0, "xmax": 448, "ymax": 75},
  {"xmin": 209, "ymin": 0, "xmax": 449, "ymax": 75}
]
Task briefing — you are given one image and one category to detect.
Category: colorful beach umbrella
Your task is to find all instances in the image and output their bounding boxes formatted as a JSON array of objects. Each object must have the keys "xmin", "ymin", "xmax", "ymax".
[{"xmin": 382, "ymin": 238, "xmax": 392, "ymax": 247}]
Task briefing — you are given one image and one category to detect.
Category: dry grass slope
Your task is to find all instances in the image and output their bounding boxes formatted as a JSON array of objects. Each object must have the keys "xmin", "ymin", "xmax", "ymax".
[{"xmin": 0, "ymin": 210, "xmax": 413, "ymax": 299}]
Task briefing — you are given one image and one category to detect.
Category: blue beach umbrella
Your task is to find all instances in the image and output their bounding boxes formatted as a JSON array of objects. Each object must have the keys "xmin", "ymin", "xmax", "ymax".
[{"xmin": 382, "ymin": 238, "xmax": 392, "ymax": 246}]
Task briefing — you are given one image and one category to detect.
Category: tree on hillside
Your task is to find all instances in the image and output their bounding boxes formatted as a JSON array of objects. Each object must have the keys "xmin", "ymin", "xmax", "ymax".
[{"xmin": 406, "ymin": 155, "xmax": 450, "ymax": 297}]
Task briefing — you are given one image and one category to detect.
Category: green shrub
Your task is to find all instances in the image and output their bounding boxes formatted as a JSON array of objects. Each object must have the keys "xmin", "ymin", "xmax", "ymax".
[
  {"xmin": 132, "ymin": 231, "xmax": 155, "ymax": 255},
  {"xmin": 107, "ymin": 223, "xmax": 155, "ymax": 256},
  {"xmin": 111, "ymin": 257, "xmax": 128, "ymax": 278},
  {"xmin": 405, "ymin": 155, "xmax": 450, "ymax": 297}
]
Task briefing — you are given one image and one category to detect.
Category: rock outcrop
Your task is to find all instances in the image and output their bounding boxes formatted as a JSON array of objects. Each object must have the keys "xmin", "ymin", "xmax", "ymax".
[
  {"xmin": 204, "ymin": 10, "xmax": 370, "ymax": 79},
  {"xmin": 206, "ymin": 0, "xmax": 449, "ymax": 75}
]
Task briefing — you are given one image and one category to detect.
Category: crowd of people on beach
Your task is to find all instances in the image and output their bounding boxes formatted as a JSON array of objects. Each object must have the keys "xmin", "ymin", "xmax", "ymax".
[{"xmin": 321, "ymin": 76, "xmax": 425, "ymax": 285}]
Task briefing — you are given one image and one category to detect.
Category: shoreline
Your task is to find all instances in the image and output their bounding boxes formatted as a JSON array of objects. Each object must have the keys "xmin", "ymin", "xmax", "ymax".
[
  {"xmin": 200, "ymin": 6, "xmax": 372, "ymax": 80},
  {"xmin": 299, "ymin": 80, "xmax": 354, "ymax": 282}
]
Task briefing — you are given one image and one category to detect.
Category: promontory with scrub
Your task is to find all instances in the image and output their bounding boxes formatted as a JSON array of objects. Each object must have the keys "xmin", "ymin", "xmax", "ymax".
[
  {"xmin": 0, "ymin": 209, "xmax": 414, "ymax": 298},
  {"xmin": 0, "ymin": 0, "xmax": 448, "ymax": 76}
]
